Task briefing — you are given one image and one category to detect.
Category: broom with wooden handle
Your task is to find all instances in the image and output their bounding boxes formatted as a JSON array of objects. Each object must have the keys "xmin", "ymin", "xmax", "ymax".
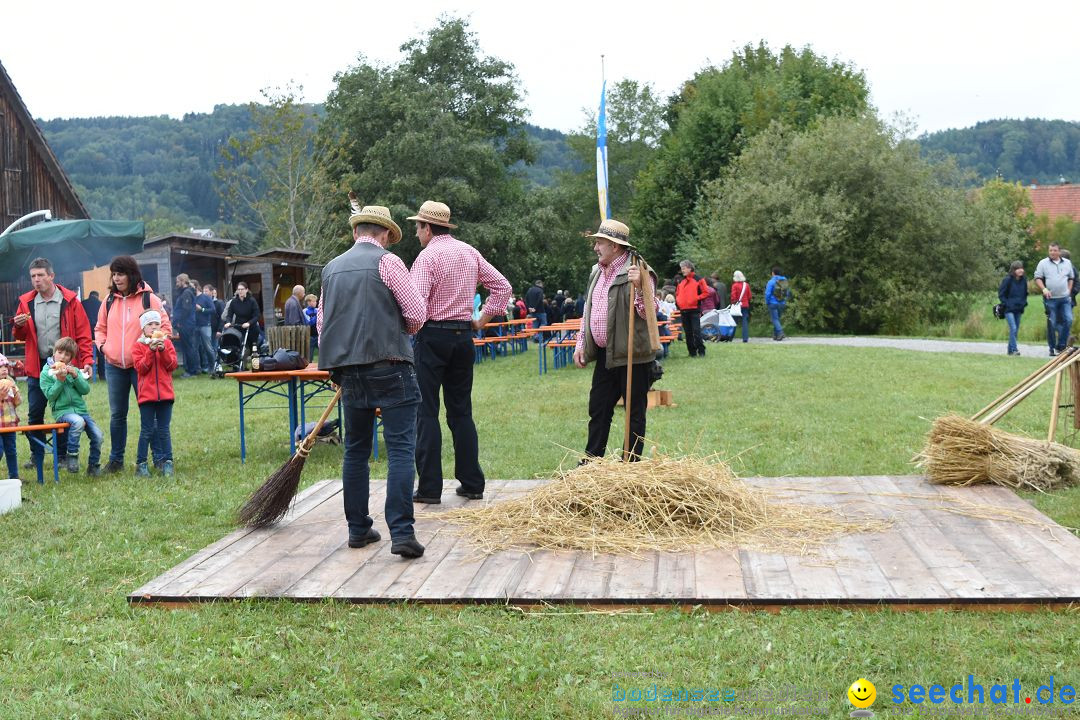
[{"xmin": 238, "ymin": 388, "xmax": 342, "ymax": 528}]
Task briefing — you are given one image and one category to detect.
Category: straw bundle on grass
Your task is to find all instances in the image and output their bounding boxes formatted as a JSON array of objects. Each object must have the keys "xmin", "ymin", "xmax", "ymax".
[
  {"xmin": 915, "ymin": 414, "xmax": 1080, "ymax": 492},
  {"xmin": 445, "ymin": 454, "xmax": 886, "ymax": 555}
]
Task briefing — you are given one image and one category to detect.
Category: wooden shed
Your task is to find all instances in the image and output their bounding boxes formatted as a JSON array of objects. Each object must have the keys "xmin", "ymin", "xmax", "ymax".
[
  {"xmin": 229, "ymin": 247, "xmax": 320, "ymax": 328},
  {"xmin": 0, "ymin": 60, "xmax": 90, "ymax": 324},
  {"xmin": 123, "ymin": 232, "xmax": 238, "ymax": 306}
]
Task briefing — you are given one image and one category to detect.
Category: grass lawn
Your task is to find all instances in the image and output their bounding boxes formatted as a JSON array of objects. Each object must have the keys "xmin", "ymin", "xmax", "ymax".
[{"xmin": 2, "ymin": 343, "xmax": 1079, "ymax": 718}]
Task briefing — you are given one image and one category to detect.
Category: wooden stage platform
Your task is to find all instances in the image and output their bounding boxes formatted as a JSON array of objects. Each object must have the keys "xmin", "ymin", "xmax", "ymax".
[{"xmin": 129, "ymin": 476, "xmax": 1080, "ymax": 608}]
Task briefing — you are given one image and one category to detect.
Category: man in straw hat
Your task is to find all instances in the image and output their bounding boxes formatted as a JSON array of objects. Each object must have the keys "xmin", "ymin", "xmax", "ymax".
[
  {"xmin": 317, "ymin": 198, "xmax": 428, "ymax": 558},
  {"xmin": 407, "ymin": 200, "xmax": 512, "ymax": 503},
  {"xmin": 573, "ymin": 218, "xmax": 658, "ymax": 461}
]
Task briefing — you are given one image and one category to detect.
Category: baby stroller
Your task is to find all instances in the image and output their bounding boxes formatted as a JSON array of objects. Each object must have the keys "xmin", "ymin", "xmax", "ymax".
[
  {"xmin": 213, "ymin": 326, "xmax": 253, "ymax": 377},
  {"xmin": 702, "ymin": 308, "xmax": 736, "ymax": 342}
]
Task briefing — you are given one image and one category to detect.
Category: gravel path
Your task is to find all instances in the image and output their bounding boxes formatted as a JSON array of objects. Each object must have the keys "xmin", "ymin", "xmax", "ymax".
[{"xmin": 732, "ymin": 335, "xmax": 1053, "ymax": 358}]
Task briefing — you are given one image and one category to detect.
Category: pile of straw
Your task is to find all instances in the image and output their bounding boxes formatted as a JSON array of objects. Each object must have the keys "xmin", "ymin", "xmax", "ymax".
[
  {"xmin": 444, "ymin": 454, "xmax": 885, "ymax": 555},
  {"xmin": 915, "ymin": 414, "xmax": 1080, "ymax": 491}
]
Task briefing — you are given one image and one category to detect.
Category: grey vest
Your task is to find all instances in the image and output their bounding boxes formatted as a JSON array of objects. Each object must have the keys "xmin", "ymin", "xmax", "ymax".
[{"xmin": 318, "ymin": 242, "xmax": 414, "ymax": 369}]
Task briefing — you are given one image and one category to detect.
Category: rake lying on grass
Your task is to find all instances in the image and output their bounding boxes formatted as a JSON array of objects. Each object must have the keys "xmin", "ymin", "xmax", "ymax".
[
  {"xmin": 445, "ymin": 453, "xmax": 886, "ymax": 555},
  {"xmin": 915, "ymin": 414, "xmax": 1080, "ymax": 492},
  {"xmin": 237, "ymin": 388, "xmax": 342, "ymax": 528}
]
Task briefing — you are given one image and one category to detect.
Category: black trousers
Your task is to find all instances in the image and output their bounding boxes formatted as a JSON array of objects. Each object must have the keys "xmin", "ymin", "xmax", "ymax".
[
  {"xmin": 414, "ymin": 325, "xmax": 485, "ymax": 496},
  {"xmin": 681, "ymin": 308, "xmax": 705, "ymax": 357},
  {"xmin": 585, "ymin": 347, "xmax": 650, "ymax": 461}
]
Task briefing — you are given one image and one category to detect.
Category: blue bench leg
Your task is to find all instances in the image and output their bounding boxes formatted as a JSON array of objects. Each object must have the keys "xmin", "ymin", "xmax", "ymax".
[{"xmin": 51, "ymin": 429, "xmax": 60, "ymax": 484}]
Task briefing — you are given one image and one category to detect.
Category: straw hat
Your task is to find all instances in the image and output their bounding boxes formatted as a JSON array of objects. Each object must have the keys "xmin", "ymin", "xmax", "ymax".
[
  {"xmin": 588, "ymin": 218, "xmax": 632, "ymax": 248},
  {"xmin": 348, "ymin": 193, "xmax": 402, "ymax": 245},
  {"xmin": 407, "ymin": 200, "xmax": 457, "ymax": 229}
]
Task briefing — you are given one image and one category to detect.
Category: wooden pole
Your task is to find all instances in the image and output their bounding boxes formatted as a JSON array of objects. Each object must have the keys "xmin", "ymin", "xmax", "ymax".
[
  {"xmin": 984, "ymin": 350, "xmax": 1080, "ymax": 425},
  {"xmin": 1048, "ymin": 371, "xmax": 1065, "ymax": 442},
  {"xmin": 623, "ymin": 255, "xmax": 637, "ymax": 461},
  {"xmin": 971, "ymin": 351, "xmax": 1071, "ymax": 422}
]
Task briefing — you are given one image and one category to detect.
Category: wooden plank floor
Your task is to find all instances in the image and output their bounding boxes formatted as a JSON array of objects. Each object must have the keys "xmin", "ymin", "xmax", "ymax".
[{"xmin": 129, "ymin": 476, "xmax": 1080, "ymax": 607}]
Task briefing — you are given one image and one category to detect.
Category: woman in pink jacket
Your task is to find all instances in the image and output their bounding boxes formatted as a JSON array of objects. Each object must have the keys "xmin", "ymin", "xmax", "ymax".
[{"xmin": 94, "ymin": 256, "xmax": 172, "ymax": 473}]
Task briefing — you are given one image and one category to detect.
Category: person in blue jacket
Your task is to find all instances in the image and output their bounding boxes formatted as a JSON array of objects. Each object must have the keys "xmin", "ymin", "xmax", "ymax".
[
  {"xmin": 764, "ymin": 266, "xmax": 791, "ymax": 341},
  {"xmin": 998, "ymin": 260, "xmax": 1029, "ymax": 356}
]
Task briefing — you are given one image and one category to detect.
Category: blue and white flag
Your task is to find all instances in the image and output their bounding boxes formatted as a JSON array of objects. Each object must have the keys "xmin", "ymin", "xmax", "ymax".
[{"xmin": 596, "ymin": 80, "xmax": 611, "ymax": 221}]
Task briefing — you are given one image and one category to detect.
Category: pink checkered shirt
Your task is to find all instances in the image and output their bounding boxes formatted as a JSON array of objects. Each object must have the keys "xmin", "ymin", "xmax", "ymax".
[
  {"xmin": 317, "ymin": 237, "xmax": 427, "ymax": 335},
  {"xmin": 575, "ymin": 252, "xmax": 650, "ymax": 352},
  {"xmin": 410, "ymin": 234, "xmax": 512, "ymax": 322}
]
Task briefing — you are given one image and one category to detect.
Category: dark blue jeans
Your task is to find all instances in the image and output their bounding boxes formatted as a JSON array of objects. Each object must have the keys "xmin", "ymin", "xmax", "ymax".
[
  {"xmin": 737, "ymin": 308, "xmax": 750, "ymax": 342},
  {"xmin": 105, "ymin": 363, "xmax": 160, "ymax": 466},
  {"xmin": 769, "ymin": 304, "xmax": 786, "ymax": 338},
  {"xmin": 57, "ymin": 412, "xmax": 103, "ymax": 468},
  {"xmin": 137, "ymin": 401, "xmax": 173, "ymax": 465},
  {"xmin": 1005, "ymin": 311, "xmax": 1021, "ymax": 354},
  {"xmin": 1, "ymin": 433, "xmax": 17, "ymax": 478},
  {"xmin": 24, "ymin": 376, "xmax": 55, "ymax": 462},
  {"xmin": 337, "ymin": 363, "xmax": 420, "ymax": 542},
  {"xmin": 528, "ymin": 311, "xmax": 549, "ymax": 342},
  {"xmin": 177, "ymin": 326, "xmax": 201, "ymax": 374},
  {"xmin": 197, "ymin": 326, "xmax": 214, "ymax": 373},
  {"xmin": 1045, "ymin": 297, "xmax": 1073, "ymax": 352}
]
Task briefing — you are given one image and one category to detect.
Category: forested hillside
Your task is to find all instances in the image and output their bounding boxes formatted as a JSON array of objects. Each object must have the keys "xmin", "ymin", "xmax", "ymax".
[
  {"xmin": 920, "ymin": 118, "xmax": 1080, "ymax": 184},
  {"xmin": 38, "ymin": 109, "xmax": 573, "ymax": 232}
]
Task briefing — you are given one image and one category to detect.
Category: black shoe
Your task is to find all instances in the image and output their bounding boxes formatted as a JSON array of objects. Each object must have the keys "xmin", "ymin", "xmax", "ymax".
[
  {"xmin": 22, "ymin": 460, "xmax": 36, "ymax": 470},
  {"xmin": 390, "ymin": 536, "xmax": 425, "ymax": 558},
  {"xmin": 347, "ymin": 528, "xmax": 381, "ymax": 548},
  {"xmin": 413, "ymin": 494, "xmax": 442, "ymax": 504},
  {"xmin": 455, "ymin": 488, "xmax": 483, "ymax": 500},
  {"xmin": 103, "ymin": 460, "xmax": 124, "ymax": 474},
  {"xmin": 87, "ymin": 465, "xmax": 102, "ymax": 477},
  {"xmin": 1050, "ymin": 349, "xmax": 1058, "ymax": 357}
]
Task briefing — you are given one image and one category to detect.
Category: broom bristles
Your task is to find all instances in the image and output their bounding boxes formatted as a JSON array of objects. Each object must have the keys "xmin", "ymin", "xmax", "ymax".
[{"xmin": 237, "ymin": 452, "xmax": 309, "ymax": 528}]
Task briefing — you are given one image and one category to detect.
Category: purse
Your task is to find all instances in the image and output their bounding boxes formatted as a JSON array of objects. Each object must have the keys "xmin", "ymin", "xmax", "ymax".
[
  {"xmin": 993, "ymin": 303, "xmax": 1006, "ymax": 320},
  {"xmin": 729, "ymin": 283, "xmax": 747, "ymax": 317}
]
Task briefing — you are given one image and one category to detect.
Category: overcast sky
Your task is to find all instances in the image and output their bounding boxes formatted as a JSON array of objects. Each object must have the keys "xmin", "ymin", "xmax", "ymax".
[{"xmin": 4, "ymin": 0, "xmax": 1078, "ymax": 136}]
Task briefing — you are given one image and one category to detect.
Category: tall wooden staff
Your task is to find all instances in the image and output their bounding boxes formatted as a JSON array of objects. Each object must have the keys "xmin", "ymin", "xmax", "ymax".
[
  {"xmin": 623, "ymin": 250, "xmax": 659, "ymax": 460},
  {"xmin": 623, "ymin": 254, "xmax": 638, "ymax": 460}
]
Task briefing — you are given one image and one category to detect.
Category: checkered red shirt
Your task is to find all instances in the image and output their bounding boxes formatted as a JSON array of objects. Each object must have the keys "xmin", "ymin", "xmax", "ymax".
[
  {"xmin": 317, "ymin": 237, "xmax": 427, "ymax": 335},
  {"xmin": 410, "ymin": 234, "xmax": 512, "ymax": 322},
  {"xmin": 575, "ymin": 252, "xmax": 650, "ymax": 352}
]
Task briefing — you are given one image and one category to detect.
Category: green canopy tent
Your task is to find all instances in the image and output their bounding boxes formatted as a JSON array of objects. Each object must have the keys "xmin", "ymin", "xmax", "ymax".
[{"xmin": 0, "ymin": 219, "xmax": 145, "ymax": 282}]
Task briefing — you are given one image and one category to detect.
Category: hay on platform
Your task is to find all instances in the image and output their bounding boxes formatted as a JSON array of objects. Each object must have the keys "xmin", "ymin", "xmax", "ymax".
[
  {"xmin": 444, "ymin": 454, "xmax": 886, "ymax": 555},
  {"xmin": 915, "ymin": 414, "xmax": 1080, "ymax": 492}
]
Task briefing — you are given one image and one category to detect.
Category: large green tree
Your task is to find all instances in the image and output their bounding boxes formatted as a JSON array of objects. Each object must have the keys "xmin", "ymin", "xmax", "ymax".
[
  {"xmin": 216, "ymin": 86, "xmax": 330, "ymax": 251},
  {"xmin": 631, "ymin": 43, "xmax": 870, "ymax": 273},
  {"xmin": 690, "ymin": 116, "xmax": 1018, "ymax": 334},
  {"xmin": 317, "ymin": 17, "xmax": 534, "ymax": 272}
]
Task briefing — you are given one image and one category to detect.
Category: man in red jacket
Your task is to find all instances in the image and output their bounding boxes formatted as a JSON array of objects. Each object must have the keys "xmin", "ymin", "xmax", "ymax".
[
  {"xmin": 675, "ymin": 259, "xmax": 709, "ymax": 358},
  {"xmin": 11, "ymin": 257, "xmax": 94, "ymax": 467}
]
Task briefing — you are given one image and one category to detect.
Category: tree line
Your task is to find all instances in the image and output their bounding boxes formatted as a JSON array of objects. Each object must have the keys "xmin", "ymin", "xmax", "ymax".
[{"xmin": 39, "ymin": 17, "xmax": 1079, "ymax": 333}]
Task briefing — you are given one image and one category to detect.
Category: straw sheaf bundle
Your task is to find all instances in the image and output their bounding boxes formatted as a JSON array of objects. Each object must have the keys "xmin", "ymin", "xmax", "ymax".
[
  {"xmin": 916, "ymin": 414, "xmax": 1080, "ymax": 492},
  {"xmin": 445, "ymin": 454, "xmax": 885, "ymax": 555}
]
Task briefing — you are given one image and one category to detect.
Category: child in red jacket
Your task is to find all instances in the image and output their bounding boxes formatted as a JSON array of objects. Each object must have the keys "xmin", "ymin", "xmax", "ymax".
[{"xmin": 132, "ymin": 310, "xmax": 177, "ymax": 477}]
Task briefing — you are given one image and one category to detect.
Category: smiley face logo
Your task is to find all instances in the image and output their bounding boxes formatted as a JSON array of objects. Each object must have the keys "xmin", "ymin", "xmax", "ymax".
[{"xmin": 848, "ymin": 678, "xmax": 876, "ymax": 709}]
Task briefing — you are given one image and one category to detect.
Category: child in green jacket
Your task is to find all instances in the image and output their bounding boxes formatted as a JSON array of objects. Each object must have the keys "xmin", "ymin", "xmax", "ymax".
[{"xmin": 39, "ymin": 337, "xmax": 103, "ymax": 476}]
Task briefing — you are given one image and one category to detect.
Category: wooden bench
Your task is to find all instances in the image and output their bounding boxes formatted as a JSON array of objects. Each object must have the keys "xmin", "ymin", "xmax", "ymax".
[{"xmin": 0, "ymin": 422, "xmax": 70, "ymax": 484}]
